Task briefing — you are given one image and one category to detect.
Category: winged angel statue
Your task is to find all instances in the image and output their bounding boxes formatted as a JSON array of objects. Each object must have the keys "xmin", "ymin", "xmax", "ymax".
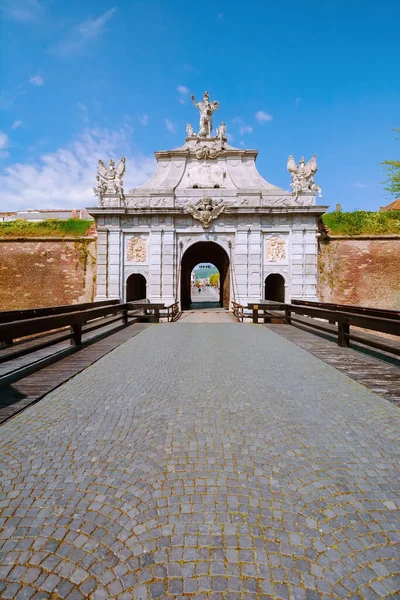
[
  {"xmin": 287, "ymin": 155, "xmax": 321, "ymax": 196},
  {"xmin": 93, "ymin": 158, "xmax": 126, "ymax": 202},
  {"xmin": 187, "ymin": 196, "xmax": 225, "ymax": 228}
]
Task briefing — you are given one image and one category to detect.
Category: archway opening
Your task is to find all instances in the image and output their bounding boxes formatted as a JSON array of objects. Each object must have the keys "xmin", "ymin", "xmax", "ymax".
[
  {"xmin": 265, "ymin": 274, "xmax": 285, "ymax": 302},
  {"xmin": 181, "ymin": 242, "xmax": 230, "ymax": 310},
  {"xmin": 126, "ymin": 274, "xmax": 147, "ymax": 301},
  {"xmin": 191, "ymin": 263, "xmax": 220, "ymax": 308}
]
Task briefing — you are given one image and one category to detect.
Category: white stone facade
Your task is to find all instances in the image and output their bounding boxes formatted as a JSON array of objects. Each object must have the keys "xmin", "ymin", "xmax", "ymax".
[{"xmin": 88, "ymin": 134, "xmax": 327, "ymax": 307}]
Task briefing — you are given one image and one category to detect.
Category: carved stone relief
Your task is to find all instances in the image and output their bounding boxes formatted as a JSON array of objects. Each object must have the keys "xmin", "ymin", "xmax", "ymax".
[
  {"xmin": 126, "ymin": 236, "xmax": 147, "ymax": 263},
  {"xmin": 266, "ymin": 236, "xmax": 286, "ymax": 262}
]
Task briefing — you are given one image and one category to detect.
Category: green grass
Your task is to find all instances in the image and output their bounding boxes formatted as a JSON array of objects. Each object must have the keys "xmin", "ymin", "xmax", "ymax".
[
  {"xmin": 322, "ymin": 211, "xmax": 400, "ymax": 235},
  {"xmin": 0, "ymin": 219, "xmax": 94, "ymax": 237}
]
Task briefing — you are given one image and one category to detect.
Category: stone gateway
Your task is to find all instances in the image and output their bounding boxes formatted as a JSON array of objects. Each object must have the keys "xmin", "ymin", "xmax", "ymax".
[{"xmin": 88, "ymin": 93, "xmax": 327, "ymax": 309}]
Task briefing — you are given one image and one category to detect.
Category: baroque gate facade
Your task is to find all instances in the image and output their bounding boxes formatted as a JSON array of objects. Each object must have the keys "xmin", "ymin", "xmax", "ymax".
[{"xmin": 88, "ymin": 94, "xmax": 326, "ymax": 308}]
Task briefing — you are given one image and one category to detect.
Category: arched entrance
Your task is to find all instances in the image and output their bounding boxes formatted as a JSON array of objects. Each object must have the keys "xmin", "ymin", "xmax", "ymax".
[
  {"xmin": 181, "ymin": 242, "xmax": 230, "ymax": 309},
  {"xmin": 126, "ymin": 274, "xmax": 147, "ymax": 301},
  {"xmin": 265, "ymin": 274, "xmax": 285, "ymax": 302}
]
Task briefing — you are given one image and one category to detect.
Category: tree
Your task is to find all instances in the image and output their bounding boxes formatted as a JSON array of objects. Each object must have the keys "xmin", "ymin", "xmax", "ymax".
[
  {"xmin": 382, "ymin": 128, "xmax": 400, "ymax": 197},
  {"xmin": 209, "ymin": 273, "xmax": 220, "ymax": 287}
]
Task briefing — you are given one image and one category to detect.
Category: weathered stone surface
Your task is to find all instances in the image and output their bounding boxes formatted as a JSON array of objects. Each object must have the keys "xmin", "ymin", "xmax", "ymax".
[
  {"xmin": 318, "ymin": 237, "xmax": 400, "ymax": 309},
  {"xmin": 0, "ymin": 238, "xmax": 96, "ymax": 310},
  {"xmin": 0, "ymin": 324, "xmax": 399, "ymax": 599}
]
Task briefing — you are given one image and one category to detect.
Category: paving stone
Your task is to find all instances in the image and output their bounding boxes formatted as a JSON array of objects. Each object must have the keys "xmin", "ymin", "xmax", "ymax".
[{"xmin": 0, "ymin": 323, "xmax": 399, "ymax": 599}]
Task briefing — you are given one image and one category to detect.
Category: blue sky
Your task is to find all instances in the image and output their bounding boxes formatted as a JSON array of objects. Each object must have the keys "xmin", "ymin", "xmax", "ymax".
[{"xmin": 1, "ymin": 0, "xmax": 399, "ymax": 211}]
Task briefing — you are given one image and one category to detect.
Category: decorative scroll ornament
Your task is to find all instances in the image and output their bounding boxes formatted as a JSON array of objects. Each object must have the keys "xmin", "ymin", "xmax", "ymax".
[
  {"xmin": 287, "ymin": 154, "xmax": 321, "ymax": 196},
  {"xmin": 126, "ymin": 236, "xmax": 146, "ymax": 263},
  {"xmin": 186, "ymin": 195, "xmax": 225, "ymax": 228},
  {"xmin": 191, "ymin": 91, "xmax": 219, "ymax": 138},
  {"xmin": 195, "ymin": 145, "xmax": 219, "ymax": 160},
  {"xmin": 266, "ymin": 236, "xmax": 286, "ymax": 262},
  {"xmin": 93, "ymin": 157, "xmax": 126, "ymax": 201}
]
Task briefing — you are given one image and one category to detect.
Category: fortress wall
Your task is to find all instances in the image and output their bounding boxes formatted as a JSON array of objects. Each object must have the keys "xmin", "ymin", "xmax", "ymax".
[
  {"xmin": 0, "ymin": 237, "xmax": 96, "ymax": 311},
  {"xmin": 0, "ymin": 234, "xmax": 399, "ymax": 311},
  {"xmin": 318, "ymin": 236, "xmax": 400, "ymax": 309}
]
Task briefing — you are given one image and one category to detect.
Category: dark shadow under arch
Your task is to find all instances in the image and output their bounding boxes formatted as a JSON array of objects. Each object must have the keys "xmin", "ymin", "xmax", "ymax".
[
  {"xmin": 265, "ymin": 274, "xmax": 285, "ymax": 302},
  {"xmin": 126, "ymin": 274, "xmax": 147, "ymax": 301},
  {"xmin": 181, "ymin": 242, "xmax": 230, "ymax": 309}
]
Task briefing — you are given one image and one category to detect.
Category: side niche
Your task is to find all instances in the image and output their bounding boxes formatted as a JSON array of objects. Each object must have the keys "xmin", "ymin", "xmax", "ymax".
[
  {"xmin": 126, "ymin": 236, "xmax": 147, "ymax": 263},
  {"xmin": 266, "ymin": 236, "xmax": 286, "ymax": 263}
]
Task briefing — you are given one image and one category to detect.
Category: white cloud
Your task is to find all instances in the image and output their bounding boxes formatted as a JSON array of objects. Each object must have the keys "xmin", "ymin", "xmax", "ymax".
[
  {"xmin": 217, "ymin": 12, "xmax": 223, "ymax": 19},
  {"xmin": 77, "ymin": 102, "xmax": 89, "ymax": 123},
  {"xmin": 0, "ymin": 131, "xmax": 10, "ymax": 158},
  {"xmin": 0, "ymin": 131, "xmax": 10, "ymax": 149},
  {"xmin": 52, "ymin": 8, "xmax": 117, "ymax": 57},
  {"xmin": 226, "ymin": 133, "xmax": 234, "ymax": 142},
  {"xmin": 255, "ymin": 110, "xmax": 273, "ymax": 123},
  {"xmin": 233, "ymin": 117, "xmax": 252, "ymax": 135},
  {"xmin": 177, "ymin": 85, "xmax": 190, "ymax": 105},
  {"xmin": 1, "ymin": 0, "xmax": 43, "ymax": 22},
  {"xmin": 352, "ymin": 182, "xmax": 377, "ymax": 189},
  {"xmin": 0, "ymin": 126, "xmax": 155, "ymax": 210},
  {"xmin": 12, "ymin": 120, "xmax": 23, "ymax": 129},
  {"xmin": 29, "ymin": 74, "xmax": 44, "ymax": 86},
  {"xmin": 0, "ymin": 85, "xmax": 26, "ymax": 109},
  {"xmin": 139, "ymin": 114, "xmax": 149, "ymax": 126},
  {"xmin": 164, "ymin": 118, "xmax": 176, "ymax": 134}
]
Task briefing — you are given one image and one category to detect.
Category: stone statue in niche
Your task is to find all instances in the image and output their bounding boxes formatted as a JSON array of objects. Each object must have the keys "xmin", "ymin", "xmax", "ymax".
[
  {"xmin": 266, "ymin": 236, "xmax": 286, "ymax": 262},
  {"xmin": 126, "ymin": 236, "xmax": 146, "ymax": 263},
  {"xmin": 287, "ymin": 155, "xmax": 321, "ymax": 196},
  {"xmin": 191, "ymin": 91, "xmax": 219, "ymax": 138}
]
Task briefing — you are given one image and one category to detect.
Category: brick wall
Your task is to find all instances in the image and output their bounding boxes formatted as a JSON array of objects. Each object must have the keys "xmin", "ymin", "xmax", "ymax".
[
  {"xmin": 0, "ymin": 237, "xmax": 96, "ymax": 310},
  {"xmin": 318, "ymin": 236, "xmax": 400, "ymax": 309}
]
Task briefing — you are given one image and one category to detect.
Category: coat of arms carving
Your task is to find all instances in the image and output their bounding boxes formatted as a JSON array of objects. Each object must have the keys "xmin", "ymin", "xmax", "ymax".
[
  {"xmin": 186, "ymin": 195, "xmax": 225, "ymax": 228},
  {"xmin": 126, "ymin": 236, "xmax": 146, "ymax": 263},
  {"xmin": 266, "ymin": 236, "xmax": 286, "ymax": 262}
]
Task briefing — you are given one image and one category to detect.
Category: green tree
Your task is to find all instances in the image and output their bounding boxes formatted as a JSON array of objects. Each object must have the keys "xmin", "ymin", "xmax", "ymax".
[
  {"xmin": 209, "ymin": 272, "xmax": 220, "ymax": 287},
  {"xmin": 382, "ymin": 128, "xmax": 400, "ymax": 198}
]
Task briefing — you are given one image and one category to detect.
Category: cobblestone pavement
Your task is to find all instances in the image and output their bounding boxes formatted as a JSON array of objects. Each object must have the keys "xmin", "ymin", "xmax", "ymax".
[{"xmin": 1, "ymin": 324, "xmax": 399, "ymax": 600}]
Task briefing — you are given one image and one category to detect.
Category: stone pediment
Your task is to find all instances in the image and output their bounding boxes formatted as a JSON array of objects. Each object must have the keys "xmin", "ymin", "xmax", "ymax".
[{"xmin": 128, "ymin": 137, "xmax": 285, "ymax": 197}]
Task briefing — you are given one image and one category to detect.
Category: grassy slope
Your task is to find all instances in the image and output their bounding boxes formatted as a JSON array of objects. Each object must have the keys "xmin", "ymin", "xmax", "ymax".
[
  {"xmin": 0, "ymin": 219, "xmax": 94, "ymax": 237},
  {"xmin": 322, "ymin": 211, "xmax": 400, "ymax": 235}
]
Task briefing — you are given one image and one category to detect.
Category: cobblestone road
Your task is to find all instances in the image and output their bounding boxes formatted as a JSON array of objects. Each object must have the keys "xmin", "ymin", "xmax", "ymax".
[{"xmin": 1, "ymin": 324, "xmax": 399, "ymax": 600}]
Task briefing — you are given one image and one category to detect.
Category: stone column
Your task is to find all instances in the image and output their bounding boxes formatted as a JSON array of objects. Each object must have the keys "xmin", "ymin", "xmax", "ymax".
[
  {"xmin": 107, "ymin": 228, "xmax": 121, "ymax": 300},
  {"xmin": 149, "ymin": 230, "xmax": 162, "ymax": 300},
  {"xmin": 161, "ymin": 229, "xmax": 176, "ymax": 301},
  {"xmin": 232, "ymin": 229, "xmax": 249, "ymax": 304},
  {"xmin": 248, "ymin": 229, "xmax": 262, "ymax": 301},
  {"xmin": 95, "ymin": 228, "xmax": 108, "ymax": 300}
]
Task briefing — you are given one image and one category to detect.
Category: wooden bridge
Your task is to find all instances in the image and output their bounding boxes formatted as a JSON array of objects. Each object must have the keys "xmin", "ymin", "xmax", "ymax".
[{"xmin": 0, "ymin": 298, "xmax": 399, "ymax": 425}]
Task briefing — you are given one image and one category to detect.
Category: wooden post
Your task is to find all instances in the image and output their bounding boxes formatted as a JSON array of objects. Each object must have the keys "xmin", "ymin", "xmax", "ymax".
[
  {"xmin": 122, "ymin": 308, "xmax": 128, "ymax": 325},
  {"xmin": 70, "ymin": 323, "xmax": 82, "ymax": 346},
  {"xmin": 252, "ymin": 306, "xmax": 259, "ymax": 324},
  {"xmin": 338, "ymin": 322, "xmax": 350, "ymax": 347},
  {"xmin": 154, "ymin": 307, "xmax": 160, "ymax": 323},
  {"xmin": 285, "ymin": 306, "xmax": 292, "ymax": 325}
]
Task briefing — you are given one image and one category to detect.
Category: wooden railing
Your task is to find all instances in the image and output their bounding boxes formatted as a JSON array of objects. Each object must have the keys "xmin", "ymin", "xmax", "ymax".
[
  {"xmin": 291, "ymin": 299, "xmax": 400, "ymax": 321},
  {"xmin": 0, "ymin": 299, "xmax": 120, "ymax": 325},
  {"xmin": 233, "ymin": 300, "xmax": 400, "ymax": 357}
]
